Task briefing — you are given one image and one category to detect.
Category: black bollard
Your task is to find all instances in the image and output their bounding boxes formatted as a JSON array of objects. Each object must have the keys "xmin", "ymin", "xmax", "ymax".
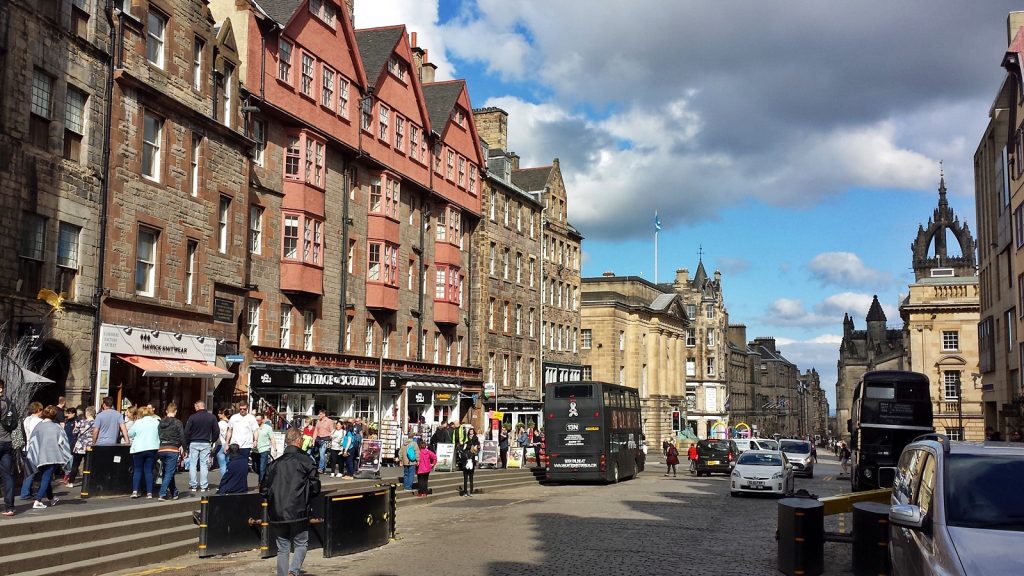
[
  {"xmin": 852, "ymin": 501, "xmax": 891, "ymax": 576},
  {"xmin": 777, "ymin": 498, "xmax": 824, "ymax": 576}
]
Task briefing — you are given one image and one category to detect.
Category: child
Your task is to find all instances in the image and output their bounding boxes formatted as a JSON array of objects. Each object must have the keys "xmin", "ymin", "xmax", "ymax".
[{"xmin": 416, "ymin": 440, "xmax": 437, "ymax": 497}]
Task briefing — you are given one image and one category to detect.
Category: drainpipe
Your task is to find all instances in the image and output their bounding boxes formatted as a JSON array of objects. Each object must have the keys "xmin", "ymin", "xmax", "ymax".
[
  {"xmin": 89, "ymin": 0, "xmax": 118, "ymax": 409},
  {"xmin": 338, "ymin": 163, "xmax": 350, "ymax": 353}
]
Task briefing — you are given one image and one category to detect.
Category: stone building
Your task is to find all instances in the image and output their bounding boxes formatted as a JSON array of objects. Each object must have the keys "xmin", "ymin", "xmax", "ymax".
[
  {"xmin": 797, "ymin": 368, "xmax": 828, "ymax": 439},
  {"xmin": 671, "ymin": 263, "xmax": 730, "ymax": 438},
  {"xmin": 975, "ymin": 11, "xmax": 1024, "ymax": 437},
  {"xmin": 725, "ymin": 324, "xmax": 761, "ymax": 438},
  {"xmin": 835, "ymin": 296, "xmax": 907, "ymax": 441},
  {"xmin": 750, "ymin": 337, "xmax": 799, "ymax": 437},
  {"xmin": 579, "ymin": 273, "xmax": 688, "ymax": 446},
  {"xmin": 901, "ymin": 176, "xmax": 983, "ymax": 441},
  {"xmin": 0, "ymin": 0, "xmax": 110, "ymax": 407},
  {"xmin": 472, "ymin": 107, "xmax": 544, "ymax": 430},
  {"xmin": 513, "ymin": 160, "xmax": 583, "ymax": 385},
  {"xmin": 96, "ymin": 0, "xmax": 248, "ymax": 416}
]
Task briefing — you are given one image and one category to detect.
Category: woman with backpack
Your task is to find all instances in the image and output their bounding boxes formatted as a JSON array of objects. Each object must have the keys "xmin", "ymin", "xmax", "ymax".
[
  {"xmin": 460, "ymin": 428, "xmax": 481, "ymax": 497},
  {"xmin": 664, "ymin": 442, "xmax": 680, "ymax": 477}
]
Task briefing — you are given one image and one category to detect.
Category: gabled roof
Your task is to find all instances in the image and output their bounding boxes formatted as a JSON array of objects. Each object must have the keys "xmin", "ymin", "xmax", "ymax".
[
  {"xmin": 255, "ymin": 0, "xmax": 301, "ymax": 27},
  {"xmin": 511, "ymin": 166, "xmax": 552, "ymax": 192},
  {"xmin": 355, "ymin": 26, "xmax": 405, "ymax": 89},
  {"xmin": 422, "ymin": 81, "xmax": 464, "ymax": 136},
  {"xmin": 650, "ymin": 293, "xmax": 677, "ymax": 312}
]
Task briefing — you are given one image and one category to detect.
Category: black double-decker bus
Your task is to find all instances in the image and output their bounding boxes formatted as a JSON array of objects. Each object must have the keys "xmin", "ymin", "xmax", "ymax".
[
  {"xmin": 849, "ymin": 370, "xmax": 933, "ymax": 491},
  {"xmin": 544, "ymin": 381, "xmax": 645, "ymax": 483}
]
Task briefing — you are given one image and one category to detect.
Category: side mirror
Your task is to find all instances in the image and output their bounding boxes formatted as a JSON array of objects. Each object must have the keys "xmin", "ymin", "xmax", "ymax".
[{"xmin": 889, "ymin": 504, "xmax": 925, "ymax": 529}]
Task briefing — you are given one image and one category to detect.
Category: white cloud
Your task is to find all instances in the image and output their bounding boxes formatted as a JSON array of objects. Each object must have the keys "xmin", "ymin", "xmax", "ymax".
[
  {"xmin": 808, "ymin": 252, "xmax": 889, "ymax": 287},
  {"xmin": 763, "ymin": 292, "xmax": 897, "ymax": 328}
]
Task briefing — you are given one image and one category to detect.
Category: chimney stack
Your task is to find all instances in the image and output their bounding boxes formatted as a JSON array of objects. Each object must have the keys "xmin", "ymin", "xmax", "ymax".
[
  {"xmin": 602, "ymin": 271, "xmax": 615, "ymax": 277},
  {"xmin": 472, "ymin": 107, "xmax": 508, "ymax": 151}
]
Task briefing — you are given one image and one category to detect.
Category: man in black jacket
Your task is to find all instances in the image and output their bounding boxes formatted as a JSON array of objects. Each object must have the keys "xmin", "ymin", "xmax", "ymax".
[
  {"xmin": 261, "ymin": 427, "xmax": 320, "ymax": 576},
  {"xmin": 183, "ymin": 400, "xmax": 220, "ymax": 493}
]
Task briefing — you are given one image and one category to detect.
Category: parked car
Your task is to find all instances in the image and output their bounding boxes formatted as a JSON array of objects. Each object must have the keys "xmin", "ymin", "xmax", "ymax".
[
  {"xmin": 733, "ymin": 438, "xmax": 781, "ymax": 454},
  {"xmin": 889, "ymin": 435, "xmax": 1024, "ymax": 575},
  {"xmin": 730, "ymin": 449, "xmax": 794, "ymax": 497},
  {"xmin": 694, "ymin": 439, "xmax": 738, "ymax": 476},
  {"xmin": 780, "ymin": 440, "xmax": 814, "ymax": 478}
]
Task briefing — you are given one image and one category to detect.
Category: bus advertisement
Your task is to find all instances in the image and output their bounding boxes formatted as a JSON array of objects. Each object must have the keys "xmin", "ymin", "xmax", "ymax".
[
  {"xmin": 848, "ymin": 370, "xmax": 933, "ymax": 491},
  {"xmin": 544, "ymin": 381, "xmax": 645, "ymax": 483}
]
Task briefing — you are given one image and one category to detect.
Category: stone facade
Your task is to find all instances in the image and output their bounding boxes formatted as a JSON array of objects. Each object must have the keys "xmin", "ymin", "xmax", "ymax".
[
  {"xmin": 579, "ymin": 274, "xmax": 688, "ymax": 447},
  {"xmin": 901, "ymin": 178, "xmax": 983, "ymax": 441},
  {"xmin": 750, "ymin": 337, "xmax": 800, "ymax": 436},
  {"xmin": 0, "ymin": 0, "xmax": 111, "ymax": 407},
  {"xmin": 797, "ymin": 368, "xmax": 829, "ymax": 439},
  {"xmin": 472, "ymin": 107, "xmax": 544, "ymax": 427},
  {"xmin": 725, "ymin": 324, "xmax": 760, "ymax": 437}
]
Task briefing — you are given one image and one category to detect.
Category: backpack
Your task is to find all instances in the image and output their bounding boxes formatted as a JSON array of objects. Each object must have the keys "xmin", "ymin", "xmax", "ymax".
[
  {"xmin": 406, "ymin": 444, "xmax": 417, "ymax": 462},
  {"xmin": 0, "ymin": 398, "xmax": 17, "ymax": 433}
]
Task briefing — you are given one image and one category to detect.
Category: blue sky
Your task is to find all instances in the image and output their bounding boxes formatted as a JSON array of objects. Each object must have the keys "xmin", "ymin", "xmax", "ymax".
[{"xmin": 358, "ymin": 1, "xmax": 1017, "ymax": 408}]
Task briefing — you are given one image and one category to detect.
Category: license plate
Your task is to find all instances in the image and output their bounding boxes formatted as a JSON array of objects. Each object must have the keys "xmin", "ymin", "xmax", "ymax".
[
  {"xmin": 707, "ymin": 460, "xmax": 719, "ymax": 466},
  {"xmin": 748, "ymin": 480, "xmax": 764, "ymax": 487}
]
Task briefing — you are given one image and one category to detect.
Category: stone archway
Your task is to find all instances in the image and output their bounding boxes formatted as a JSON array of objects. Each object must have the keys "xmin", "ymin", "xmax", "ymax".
[{"xmin": 29, "ymin": 339, "xmax": 71, "ymax": 406}]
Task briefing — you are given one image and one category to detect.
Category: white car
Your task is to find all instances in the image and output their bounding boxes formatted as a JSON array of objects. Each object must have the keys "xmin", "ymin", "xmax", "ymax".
[
  {"xmin": 733, "ymin": 438, "xmax": 781, "ymax": 454},
  {"xmin": 730, "ymin": 449, "xmax": 794, "ymax": 497}
]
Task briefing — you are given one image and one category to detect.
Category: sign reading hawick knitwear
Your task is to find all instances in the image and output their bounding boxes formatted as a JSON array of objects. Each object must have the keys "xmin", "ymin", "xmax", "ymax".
[{"xmin": 249, "ymin": 365, "xmax": 400, "ymax": 391}]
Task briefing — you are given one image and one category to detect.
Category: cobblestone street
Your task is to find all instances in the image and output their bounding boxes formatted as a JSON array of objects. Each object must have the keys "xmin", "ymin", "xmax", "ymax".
[{"xmin": 112, "ymin": 457, "xmax": 855, "ymax": 576}]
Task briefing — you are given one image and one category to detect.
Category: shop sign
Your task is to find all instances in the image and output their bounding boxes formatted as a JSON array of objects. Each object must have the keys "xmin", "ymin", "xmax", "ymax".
[
  {"xmin": 250, "ymin": 367, "xmax": 377, "ymax": 389},
  {"xmin": 213, "ymin": 298, "xmax": 235, "ymax": 324},
  {"xmin": 434, "ymin": 392, "xmax": 458, "ymax": 405},
  {"xmin": 99, "ymin": 323, "xmax": 215, "ymax": 361},
  {"xmin": 409, "ymin": 390, "xmax": 431, "ymax": 405}
]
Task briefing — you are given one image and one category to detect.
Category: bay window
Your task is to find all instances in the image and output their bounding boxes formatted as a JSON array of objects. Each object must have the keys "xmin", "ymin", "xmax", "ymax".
[
  {"xmin": 284, "ymin": 132, "xmax": 325, "ymax": 188},
  {"xmin": 282, "ymin": 213, "xmax": 323, "ymax": 265},
  {"xmin": 367, "ymin": 241, "xmax": 399, "ymax": 286},
  {"xmin": 434, "ymin": 265, "xmax": 462, "ymax": 304}
]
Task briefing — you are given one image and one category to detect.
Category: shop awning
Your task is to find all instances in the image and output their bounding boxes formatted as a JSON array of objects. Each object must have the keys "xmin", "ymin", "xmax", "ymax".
[
  {"xmin": 117, "ymin": 355, "xmax": 233, "ymax": 379},
  {"xmin": 405, "ymin": 381, "xmax": 460, "ymax": 391}
]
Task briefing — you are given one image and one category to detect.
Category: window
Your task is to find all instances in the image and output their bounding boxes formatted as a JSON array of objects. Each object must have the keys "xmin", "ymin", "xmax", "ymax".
[
  {"xmin": 387, "ymin": 55, "xmax": 406, "ymax": 81},
  {"xmin": 385, "ymin": 178, "xmax": 400, "ymax": 219},
  {"xmin": 502, "ymin": 355, "xmax": 509, "ymax": 388},
  {"xmin": 189, "ymin": 133, "xmax": 202, "ymax": 195},
  {"xmin": 515, "ymin": 304, "xmax": 523, "ymax": 335},
  {"xmin": 488, "ymin": 353, "xmax": 495, "ymax": 384},
  {"xmin": 247, "ymin": 300, "xmax": 261, "ymax": 345},
  {"xmin": 686, "ymin": 357, "xmax": 696, "ymax": 377},
  {"xmin": 184, "ymin": 240, "xmax": 197, "ymax": 304},
  {"xmin": 249, "ymin": 206, "xmax": 263, "ymax": 254},
  {"xmin": 942, "ymin": 331, "xmax": 959, "ymax": 351},
  {"xmin": 706, "ymin": 357, "xmax": 716, "ymax": 377},
  {"xmin": 285, "ymin": 136, "xmax": 300, "ymax": 178},
  {"xmin": 407, "ymin": 260, "xmax": 415, "ymax": 290},
  {"xmin": 446, "ymin": 149, "xmax": 454, "ymax": 180},
  {"xmin": 280, "ymin": 304, "xmax": 292, "ymax": 348},
  {"xmin": 435, "ymin": 209, "xmax": 446, "ymax": 242},
  {"xmin": 301, "ymin": 53, "xmax": 315, "ymax": 97},
  {"xmin": 529, "ymin": 309, "xmax": 535, "ymax": 337},
  {"xmin": 30, "ymin": 68, "xmax": 53, "ymax": 148},
  {"xmin": 581, "ymin": 329, "xmax": 592, "ymax": 349},
  {"xmin": 142, "ymin": 111, "xmax": 162, "ymax": 181},
  {"xmin": 503, "ymin": 248, "xmax": 510, "ymax": 279},
  {"xmin": 395, "ymin": 116, "xmax": 404, "ymax": 151},
  {"xmin": 458, "ymin": 156, "xmax": 466, "ymax": 187},
  {"xmin": 409, "ymin": 126, "xmax": 419, "ymax": 160},
  {"xmin": 687, "ymin": 304, "xmax": 696, "ymax": 319},
  {"xmin": 489, "ymin": 243, "xmax": 496, "ymax": 275},
  {"xmin": 449, "ymin": 208, "xmax": 462, "ymax": 248},
  {"xmin": 686, "ymin": 328, "xmax": 696, "ymax": 346},
  {"xmin": 582, "ymin": 365, "xmax": 592, "ymax": 381},
  {"xmin": 945, "ymin": 427, "xmax": 963, "ymax": 441},
  {"xmin": 283, "ymin": 132, "xmax": 325, "ymax": 187},
  {"xmin": 488, "ymin": 298, "xmax": 495, "ymax": 330},
  {"xmin": 434, "ymin": 265, "xmax": 461, "ymax": 304},
  {"xmin": 1009, "ymin": 309, "xmax": 1017, "ymax": 353},
  {"xmin": 192, "ymin": 36, "xmax": 205, "ymax": 91},
  {"xmin": 378, "ymin": 104, "xmax": 389, "ymax": 142},
  {"xmin": 503, "ymin": 303, "xmax": 510, "ymax": 333},
  {"xmin": 71, "ymin": 0, "xmax": 89, "ymax": 39},
  {"xmin": 63, "ymin": 86, "xmax": 87, "ymax": 161},
  {"xmin": 252, "ymin": 119, "xmax": 266, "ymax": 166},
  {"xmin": 515, "ymin": 356, "xmax": 522, "ymax": 388},
  {"xmin": 516, "ymin": 253, "xmax": 522, "ymax": 283},
  {"xmin": 364, "ymin": 322, "xmax": 375, "ymax": 356},
  {"xmin": 218, "ymin": 196, "xmax": 230, "ymax": 253},
  {"xmin": 489, "ymin": 191, "xmax": 496, "ymax": 221},
  {"xmin": 361, "ymin": 97, "xmax": 372, "ymax": 131},
  {"xmin": 529, "ymin": 258, "xmax": 536, "ymax": 287},
  {"xmin": 706, "ymin": 304, "xmax": 714, "ymax": 319},
  {"xmin": 706, "ymin": 328, "xmax": 715, "ymax": 347},
  {"xmin": 55, "ymin": 222, "xmax": 81, "ymax": 297},
  {"xmin": 321, "ymin": 66, "xmax": 334, "ymax": 108},
  {"xmin": 944, "ymin": 371, "xmax": 960, "ymax": 400},
  {"xmin": 309, "ymin": 0, "xmax": 336, "ymax": 27},
  {"xmin": 467, "ymin": 164, "xmax": 477, "ymax": 193},
  {"xmin": 457, "ymin": 336, "xmax": 464, "ymax": 366},
  {"xmin": 434, "ymin": 268, "xmax": 446, "ymax": 300},
  {"xmin": 367, "ymin": 242, "xmax": 399, "ymax": 286},
  {"xmin": 222, "ymin": 62, "xmax": 234, "ymax": 127},
  {"xmin": 135, "ymin": 226, "xmax": 158, "ymax": 296},
  {"xmin": 619, "ymin": 331, "xmax": 625, "ymax": 351},
  {"xmin": 303, "ymin": 310, "xmax": 315, "ymax": 351},
  {"xmin": 146, "ymin": 9, "xmax": 166, "ymax": 68},
  {"xmin": 619, "ymin": 366, "xmax": 625, "ymax": 385},
  {"xmin": 283, "ymin": 215, "xmax": 299, "ymax": 259},
  {"xmin": 278, "ymin": 39, "xmax": 292, "ymax": 83}
]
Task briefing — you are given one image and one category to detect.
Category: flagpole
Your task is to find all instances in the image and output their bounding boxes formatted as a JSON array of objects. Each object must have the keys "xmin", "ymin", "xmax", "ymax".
[{"xmin": 654, "ymin": 228, "xmax": 658, "ymax": 284}]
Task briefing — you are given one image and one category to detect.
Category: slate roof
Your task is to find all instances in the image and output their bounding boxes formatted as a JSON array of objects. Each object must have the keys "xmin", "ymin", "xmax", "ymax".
[
  {"xmin": 691, "ymin": 261, "xmax": 708, "ymax": 288},
  {"xmin": 650, "ymin": 293, "xmax": 676, "ymax": 312},
  {"xmin": 255, "ymin": 0, "xmax": 301, "ymax": 27},
  {"xmin": 421, "ymin": 82, "xmax": 464, "ymax": 135},
  {"xmin": 866, "ymin": 295, "xmax": 886, "ymax": 322},
  {"xmin": 355, "ymin": 27, "xmax": 404, "ymax": 88},
  {"xmin": 511, "ymin": 166, "xmax": 551, "ymax": 192}
]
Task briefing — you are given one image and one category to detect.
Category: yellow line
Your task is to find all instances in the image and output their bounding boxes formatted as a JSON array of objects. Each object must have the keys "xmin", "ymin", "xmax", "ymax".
[{"xmin": 332, "ymin": 495, "xmax": 363, "ymax": 501}]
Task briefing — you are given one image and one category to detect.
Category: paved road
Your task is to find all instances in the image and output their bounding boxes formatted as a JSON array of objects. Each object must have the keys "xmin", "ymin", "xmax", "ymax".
[{"xmin": 113, "ymin": 456, "xmax": 857, "ymax": 576}]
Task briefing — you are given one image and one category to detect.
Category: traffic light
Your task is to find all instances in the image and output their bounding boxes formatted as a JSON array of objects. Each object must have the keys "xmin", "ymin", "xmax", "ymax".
[{"xmin": 672, "ymin": 410, "xmax": 681, "ymax": 431}]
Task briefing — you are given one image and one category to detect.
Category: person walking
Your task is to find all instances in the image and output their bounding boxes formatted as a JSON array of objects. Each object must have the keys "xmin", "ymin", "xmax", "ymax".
[
  {"xmin": 18, "ymin": 402, "xmax": 44, "ymax": 501},
  {"xmin": 261, "ymin": 427, "xmax": 321, "ymax": 576},
  {"xmin": 415, "ymin": 440, "xmax": 436, "ymax": 497},
  {"xmin": 339, "ymin": 423, "xmax": 356, "ymax": 479},
  {"xmin": 329, "ymin": 421, "xmax": 346, "ymax": 478},
  {"xmin": 214, "ymin": 409, "xmax": 230, "ymax": 477},
  {"xmin": 313, "ymin": 410, "xmax": 335, "ymax": 474},
  {"xmin": 225, "ymin": 403, "xmax": 259, "ymax": 462},
  {"xmin": 839, "ymin": 441, "xmax": 851, "ymax": 476},
  {"xmin": 183, "ymin": 400, "xmax": 218, "ymax": 494},
  {"xmin": 664, "ymin": 442, "xmax": 680, "ymax": 477},
  {"xmin": 217, "ymin": 444, "xmax": 249, "ymax": 495},
  {"xmin": 460, "ymin": 428, "xmax": 480, "ymax": 496},
  {"xmin": 127, "ymin": 406, "xmax": 160, "ymax": 498},
  {"xmin": 26, "ymin": 406, "xmax": 70, "ymax": 509},
  {"xmin": 60, "ymin": 407, "xmax": 79, "ymax": 484},
  {"xmin": 157, "ymin": 403, "xmax": 184, "ymax": 500},
  {"xmin": 0, "ymin": 381, "xmax": 18, "ymax": 516},
  {"xmin": 255, "ymin": 414, "xmax": 278, "ymax": 484},
  {"xmin": 399, "ymin": 436, "xmax": 419, "ymax": 491},
  {"xmin": 498, "ymin": 425, "xmax": 510, "ymax": 469},
  {"xmin": 67, "ymin": 406, "xmax": 95, "ymax": 488},
  {"xmin": 92, "ymin": 396, "xmax": 129, "ymax": 446},
  {"xmin": 687, "ymin": 443, "xmax": 698, "ymax": 475}
]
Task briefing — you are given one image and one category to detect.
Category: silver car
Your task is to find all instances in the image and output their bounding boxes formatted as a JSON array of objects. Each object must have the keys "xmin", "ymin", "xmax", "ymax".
[
  {"xmin": 780, "ymin": 440, "xmax": 814, "ymax": 478},
  {"xmin": 889, "ymin": 435, "xmax": 1024, "ymax": 575}
]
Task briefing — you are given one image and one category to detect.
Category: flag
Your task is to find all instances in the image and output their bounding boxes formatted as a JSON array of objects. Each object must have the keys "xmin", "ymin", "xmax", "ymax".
[{"xmin": 655, "ymin": 211, "xmax": 662, "ymax": 232}]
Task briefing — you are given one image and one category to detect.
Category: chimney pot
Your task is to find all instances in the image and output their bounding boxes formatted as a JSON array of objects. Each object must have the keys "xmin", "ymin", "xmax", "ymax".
[{"xmin": 602, "ymin": 271, "xmax": 615, "ymax": 277}]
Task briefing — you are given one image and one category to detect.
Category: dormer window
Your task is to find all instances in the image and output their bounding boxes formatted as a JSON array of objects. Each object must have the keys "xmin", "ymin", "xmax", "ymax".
[
  {"xmin": 309, "ymin": 0, "xmax": 336, "ymax": 28},
  {"xmin": 451, "ymin": 107, "xmax": 465, "ymax": 127},
  {"xmin": 387, "ymin": 56, "xmax": 407, "ymax": 81}
]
